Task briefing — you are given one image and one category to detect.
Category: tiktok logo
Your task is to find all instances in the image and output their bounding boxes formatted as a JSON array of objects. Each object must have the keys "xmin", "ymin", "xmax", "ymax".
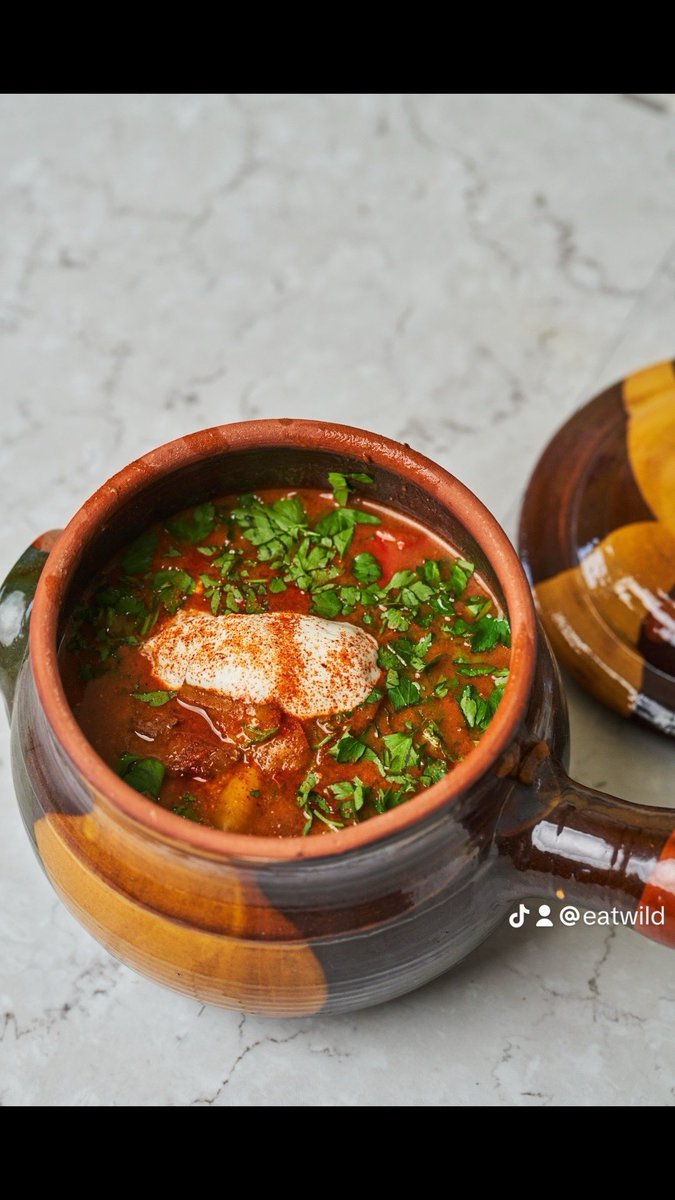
[{"xmin": 508, "ymin": 903, "xmax": 530, "ymax": 928}]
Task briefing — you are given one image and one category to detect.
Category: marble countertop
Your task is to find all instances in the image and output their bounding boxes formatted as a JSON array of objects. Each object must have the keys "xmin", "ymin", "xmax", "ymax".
[{"xmin": 2, "ymin": 93, "xmax": 675, "ymax": 1107}]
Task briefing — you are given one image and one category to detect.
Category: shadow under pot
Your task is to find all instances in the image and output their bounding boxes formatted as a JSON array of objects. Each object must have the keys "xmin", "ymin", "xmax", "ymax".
[{"xmin": 2, "ymin": 420, "xmax": 674, "ymax": 1016}]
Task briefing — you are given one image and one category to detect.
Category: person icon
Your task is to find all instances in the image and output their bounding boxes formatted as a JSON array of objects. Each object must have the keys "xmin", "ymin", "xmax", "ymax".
[{"xmin": 536, "ymin": 903, "xmax": 554, "ymax": 928}]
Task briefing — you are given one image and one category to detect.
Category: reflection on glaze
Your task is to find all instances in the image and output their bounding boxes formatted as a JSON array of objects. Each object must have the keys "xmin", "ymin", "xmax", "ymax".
[{"xmin": 521, "ymin": 358, "xmax": 675, "ymax": 735}]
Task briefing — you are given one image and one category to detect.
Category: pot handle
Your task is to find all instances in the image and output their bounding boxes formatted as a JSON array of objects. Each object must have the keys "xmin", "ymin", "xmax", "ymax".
[
  {"xmin": 0, "ymin": 532, "xmax": 61, "ymax": 716},
  {"xmin": 497, "ymin": 748, "xmax": 675, "ymax": 948}
]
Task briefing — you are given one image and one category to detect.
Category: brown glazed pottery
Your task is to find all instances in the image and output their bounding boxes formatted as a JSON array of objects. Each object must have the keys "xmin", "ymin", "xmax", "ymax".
[
  {"xmin": 520, "ymin": 359, "xmax": 675, "ymax": 735},
  {"xmin": 3, "ymin": 419, "xmax": 675, "ymax": 1018}
]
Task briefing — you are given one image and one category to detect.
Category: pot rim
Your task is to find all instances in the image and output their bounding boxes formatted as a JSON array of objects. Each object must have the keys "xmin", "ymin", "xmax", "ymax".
[{"xmin": 30, "ymin": 419, "xmax": 536, "ymax": 861}]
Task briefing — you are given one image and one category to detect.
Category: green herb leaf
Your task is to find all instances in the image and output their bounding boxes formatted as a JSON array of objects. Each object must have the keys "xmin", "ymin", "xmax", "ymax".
[
  {"xmin": 378, "ymin": 644, "xmax": 403, "ymax": 671},
  {"xmin": 459, "ymin": 684, "xmax": 480, "ymax": 729},
  {"xmin": 315, "ymin": 514, "xmax": 379, "ymax": 561},
  {"xmin": 329, "ymin": 734, "xmax": 368, "ymax": 763},
  {"xmin": 470, "ymin": 615, "xmax": 511, "ymax": 652},
  {"xmin": 244, "ymin": 725, "xmax": 279, "ymax": 744},
  {"xmin": 328, "ymin": 471, "xmax": 374, "ymax": 506},
  {"xmin": 454, "ymin": 658, "xmax": 510, "ymax": 678},
  {"xmin": 312, "ymin": 809, "xmax": 344, "ymax": 831},
  {"xmin": 338, "ymin": 585, "xmax": 359, "ymax": 611},
  {"xmin": 464, "ymin": 595, "xmax": 492, "ymax": 618},
  {"xmin": 382, "ymin": 732, "xmax": 418, "ymax": 774},
  {"xmin": 443, "ymin": 618, "xmax": 472, "ymax": 637},
  {"xmin": 118, "ymin": 753, "xmax": 165, "ymax": 799},
  {"xmin": 171, "ymin": 792, "xmax": 206, "ymax": 823},
  {"xmin": 268, "ymin": 578, "xmax": 287, "ymax": 594},
  {"xmin": 383, "ymin": 609, "xmax": 410, "ymax": 631},
  {"xmin": 484, "ymin": 684, "xmax": 506, "ymax": 724},
  {"xmin": 231, "ymin": 494, "xmax": 308, "ymax": 561},
  {"xmin": 312, "ymin": 588, "xmax": 341, "ymax": 618},
  {"xmin": 121, "ymin": 530, "xmax": 158, "ymax": 576},
  {"xmin": 287, "ymin": 537, "xmax": 339, "ymax": 591},
  {"xmin": 297, "ymin": 770, "xmax": 319, "ymax": 806},
  {"xmin": 132, "ymin": 689, "xmax": 177, "ymax": 706},
  {"xmin": 329, "ymin": 776, "xmax": 369, "ymax": 819},
  {"xmin": 297, "ymin": 770, "xmax": 323, "ymax": 834},
  {"xmin": 315, "ymin": 507, "xmax": 380, "ymax": 544},
  {"xmin": 378, "ymin": 634, "xmax": 432, "ymax": 672},
  {"xmin": 421, "ymin": 559, "xmax": 441, "ymax": 587},
  {"xmin": 449, "ymin": 560, "xmax": 474, "ymax": 595},
  {"xmin": 328, "ymin": 472, "xmax": 350, "ymax": 507},
  {"xmin": 352, "ymin": 551, "xmax": 382, "ymax": 584},
  {"xmin": 167, "ymin": 502, "xmax": 216, "ymax": 545},
  {"xmin": 152, "ymin": 568, "xmax": 196, "ymax": 614},
  {"xmin": 459, "ymin": 682, "xmax": 506, "ymax": 732},
  {"xmin": 213, "ymin": 550, "xmax": 237, "ymax": 576},
  {"xmin": 429, "ymin": 593, "xmax": 455, "ymax": 616},
  {"xmin": 421, "ymin": 759, "xmax": 448, "ymax": 787},
  {"xmin": 387, "ymin": 675, "xmax": 422, "ymax": 711},
  {"xmin": 421, "ymin": 720, "xmax": 447, "ymax": 754},
  {"xmin": 385, "ymin": 569, "xmax": 417, "ymax": 592},
  {"xmin": 409, "ymin": 580, "xmax": 434, "ymax": 603}
]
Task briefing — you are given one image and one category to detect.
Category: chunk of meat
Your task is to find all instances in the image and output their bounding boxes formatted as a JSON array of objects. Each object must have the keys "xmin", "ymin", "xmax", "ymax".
[
  {"xmin": 180, "ymin": 685, "xmax": 283, "ymax": 747},
  {"xmin": 344, "ymin": 694, "xmax": 383, "ymax": 736},
  {"xmin": 250, "ymin": 715, "xmax": 311, "ymax": 775},
  {"xmin": 162, "ymin": 731, "xmax": 241, "ymax": 778},
  {"xmin": 133, "ymin": 708, "xmax": 178, "ymax": 738}
]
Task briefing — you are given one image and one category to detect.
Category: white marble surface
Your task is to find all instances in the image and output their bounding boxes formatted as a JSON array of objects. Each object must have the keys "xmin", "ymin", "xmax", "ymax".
[{"xmin": 1, "ymin": 93, "xmax": 675, "ymax": 1107}]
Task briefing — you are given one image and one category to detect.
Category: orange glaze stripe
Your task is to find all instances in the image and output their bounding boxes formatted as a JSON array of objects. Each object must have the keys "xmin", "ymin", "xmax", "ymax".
[{"xmin": 638, "ymin": 831, "xmax": 675, "ymax": 947}]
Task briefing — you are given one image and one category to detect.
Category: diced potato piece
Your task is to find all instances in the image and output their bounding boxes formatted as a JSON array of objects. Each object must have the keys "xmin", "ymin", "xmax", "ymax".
[{"xmin": 213, "ymin": 764, "xmax": 263, "ymax": 833}]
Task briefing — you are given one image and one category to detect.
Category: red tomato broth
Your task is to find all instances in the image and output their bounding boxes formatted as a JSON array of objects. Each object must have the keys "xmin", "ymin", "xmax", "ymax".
[{"xmin": 60, "ymin": 484, "xmax": 511, "ymax": 837}]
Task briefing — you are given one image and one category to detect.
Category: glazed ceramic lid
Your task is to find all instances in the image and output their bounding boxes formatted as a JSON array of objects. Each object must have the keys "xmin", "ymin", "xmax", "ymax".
[{"xmin": 519, "ymin": 359, "xmax": 675, "ymax": 736}]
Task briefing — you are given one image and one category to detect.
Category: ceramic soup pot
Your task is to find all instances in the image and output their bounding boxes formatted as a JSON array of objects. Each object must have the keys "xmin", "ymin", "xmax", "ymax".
[{"xmin": 2, "ymin": 421, "xmax": 675, "ymax": 1017}]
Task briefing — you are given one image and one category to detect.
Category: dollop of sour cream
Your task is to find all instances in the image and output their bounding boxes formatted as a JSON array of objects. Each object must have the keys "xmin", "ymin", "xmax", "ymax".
[{"xmin": 141, "ymin": 610, "xmax": 381, "ymax": 719}]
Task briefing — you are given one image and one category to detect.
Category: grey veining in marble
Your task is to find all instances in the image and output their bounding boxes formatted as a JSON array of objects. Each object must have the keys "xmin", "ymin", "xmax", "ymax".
[{"xmin": 1, "ymin": 93, "xmax": 675, "ymax": 1107}]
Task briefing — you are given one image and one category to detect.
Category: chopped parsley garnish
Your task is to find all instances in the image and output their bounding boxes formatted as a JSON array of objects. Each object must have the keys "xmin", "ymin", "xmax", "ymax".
[
  {"xmin": 243, "ymin": 725, "xmax": 280, "ymax": 744},
  {"xmin": 231, "ymin": 494, "xmax": 309, "ymax": 560},
  {"xmin": 328, "ymin": 471, "xmax": 374, "ymax": 506},
  {"xmin": 382, "ymin": 732, "xmax": 418, "ymax": 774},
  {"xmin": 329, "ymin": 733, "xmax": 374, "ymax": 764},
  {"xmin": 314, "ymin": 507, "xmax": 380, "ymax": 558},
  {"xmin": 386, "ymin": 671, "xmax": 422, "ymax": 711},
  {"xmin": 352, "ymin": 551, "xmax": 382, "ymax": 584},
  {"xmin": 454, "ymin": 658, "xmax": 510, "ymax": 678},
  {"xmin": 166, "ymin": 502, "xmax": 216, "ymax": 545},
  {"xmin": 312, "ymin": 588, "xmax": 341, "ymax": 618},
  {"xmin": 171, "ymin": 792, "xmax": 206, "ymax": 823},
  {"xmin": 329, "ymin": 777, "xmax": 369, "ymax": 821},
  {"xmin": 117, "ymin": 753, "xmax": 165, "ymax": 799},
  {"xmin": 132, "ymin": 689, "xmax": 177, "ymax": 706},
  {"xmin": 152, "ymin": 568, "xmax": 196, "ymax": 614},
  {"xmin": 449, "ymin": 559, "xmax": 475, "ymax": 595},
  {"xmin": 121, "ymin": 530, "xmax": 158, "ymax": 576},
  {"xmin": 459, "ymin": 683, "xmax": 506, "ymax": 732},
  {"xmin": 469, "ymin": 615, "xmax": 511, "ymax": 652},
  {"xmin": 297, "ymin": 770, "xmax": 345, "ymax": 834}
]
